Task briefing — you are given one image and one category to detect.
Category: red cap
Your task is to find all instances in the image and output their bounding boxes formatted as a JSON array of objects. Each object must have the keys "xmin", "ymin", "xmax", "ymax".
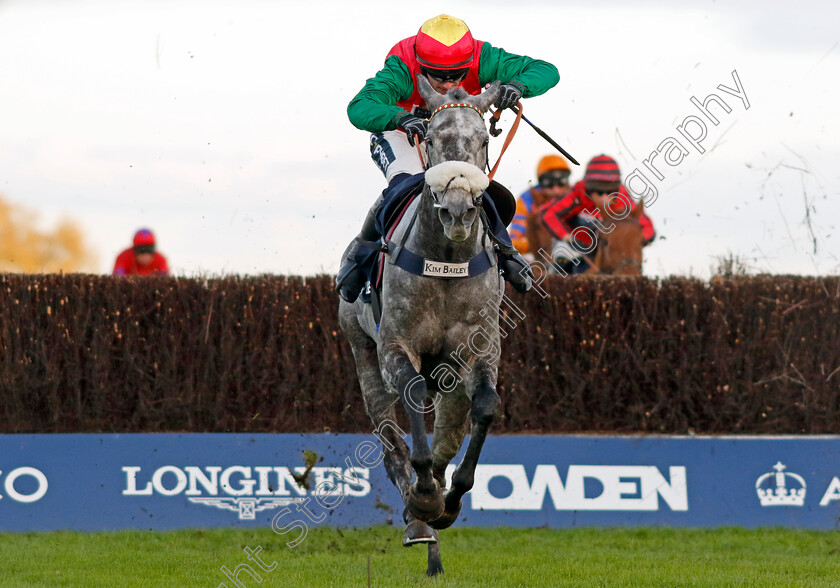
[
  {"xmin": 133, "ymin": 229, "xmax": 156, "ymax": 247},
  {"xmin": 414, "ymin": 15, "xmax": 475, "ymax": 70},
  {"xmin": 584, "ymin": 155, "xmax": 621, "ymax": 183}
]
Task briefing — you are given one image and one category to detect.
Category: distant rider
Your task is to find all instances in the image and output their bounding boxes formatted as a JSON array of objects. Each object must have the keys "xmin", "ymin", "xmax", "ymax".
[
  {"xmin": 113, "ymin": 229, "xmax": 169, "ymax": 276},
  {"xmin": 509, "ymin": 154, "xmax": 572, "ymax": 256},
  {"xmin": 540, "ymin": 155, "xmax": 656, "ymax": 273},
  {"xmin": 337, "ymin": 14, "xmax": 560, "ymax": 302}
]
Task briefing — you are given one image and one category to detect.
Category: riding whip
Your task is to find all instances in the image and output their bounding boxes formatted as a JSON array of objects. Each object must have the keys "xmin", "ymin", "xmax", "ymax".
[{"xmin": 491, "ymin": 105, "xmax": 579, "ymax": 166}]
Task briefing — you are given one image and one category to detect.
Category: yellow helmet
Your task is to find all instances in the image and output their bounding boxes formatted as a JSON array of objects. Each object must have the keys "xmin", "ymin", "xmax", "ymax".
[{"xmin": 415, "ymin": 15, "xmax": 475, "ymax": 70}]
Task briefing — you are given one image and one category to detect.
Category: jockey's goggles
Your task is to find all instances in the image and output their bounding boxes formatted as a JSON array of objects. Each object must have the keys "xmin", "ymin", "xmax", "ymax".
[
  {"xmin": 538, "ymin": 171, "xmax": 570, "ymax": 189},
  {"xmin": 586, "ymin": 182, "xmax": 620, "ymax": 196},
  {"xmin": 422, "ymin": 66, "xmax": 469, "ymax": 83}
]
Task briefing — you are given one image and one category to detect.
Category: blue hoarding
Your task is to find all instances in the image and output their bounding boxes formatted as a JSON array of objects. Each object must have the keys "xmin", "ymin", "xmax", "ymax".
[{"xmin": 1, "ymin": 434, "xmax": 839, "ymax": 531}]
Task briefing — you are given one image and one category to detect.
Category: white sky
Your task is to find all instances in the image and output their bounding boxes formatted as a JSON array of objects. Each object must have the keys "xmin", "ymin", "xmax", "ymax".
[{"xmin": 0, "ymin": 0, "xmax": 838, "ymax": 277}]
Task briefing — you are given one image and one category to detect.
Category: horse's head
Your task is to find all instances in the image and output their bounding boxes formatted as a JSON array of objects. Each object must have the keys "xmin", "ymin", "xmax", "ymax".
[
  {"xmin": 596, "ymin": 200, "xmax": 645, "ymax": 275},
  {"xmin": 416, "ymin": 76, "xmax": 501, "ymax": 243}
]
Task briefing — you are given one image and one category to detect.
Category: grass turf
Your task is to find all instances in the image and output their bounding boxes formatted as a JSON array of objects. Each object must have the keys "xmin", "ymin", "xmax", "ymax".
[{"xmin": 1, "ymin": 526, "xmax": 839, "ymax": 587}]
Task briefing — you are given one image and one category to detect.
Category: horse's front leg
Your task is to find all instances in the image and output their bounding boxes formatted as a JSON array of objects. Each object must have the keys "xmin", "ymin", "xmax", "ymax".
[
  {"xmin": 431, "ymin": 364, "xmax": 500, "ymax": 529},
  {"xmin": 381, "ymin": 344, "xmax": 444, "ymax": 522}
]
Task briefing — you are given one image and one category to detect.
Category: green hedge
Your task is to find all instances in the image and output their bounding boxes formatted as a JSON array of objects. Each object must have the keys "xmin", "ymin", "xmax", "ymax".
[{"xmin": 0, "ymin": 274, "xmax": 838, "ymax": 434}]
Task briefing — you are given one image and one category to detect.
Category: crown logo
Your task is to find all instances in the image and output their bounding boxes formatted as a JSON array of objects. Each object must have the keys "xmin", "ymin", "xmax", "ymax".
[{"xmin": 755, "ymin": 462, "xmax": 806, "ymax": 507}]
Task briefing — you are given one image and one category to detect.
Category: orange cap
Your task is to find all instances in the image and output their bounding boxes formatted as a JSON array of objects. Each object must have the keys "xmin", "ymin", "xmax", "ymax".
[{"xmin": 536, "ymin": 155, "xmax": 570, "ymax": 178}]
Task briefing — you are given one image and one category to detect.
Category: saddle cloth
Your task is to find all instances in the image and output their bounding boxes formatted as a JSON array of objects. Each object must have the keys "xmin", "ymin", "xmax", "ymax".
[{"xmin": 356, "ymin": 172, "xmax": 515, "ymax": 310}]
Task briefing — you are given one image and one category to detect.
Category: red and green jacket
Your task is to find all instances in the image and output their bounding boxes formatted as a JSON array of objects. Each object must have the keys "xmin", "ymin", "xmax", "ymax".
[{"xmin": 347, "ymin": 38, "xmax": 559, "ymax": 133}]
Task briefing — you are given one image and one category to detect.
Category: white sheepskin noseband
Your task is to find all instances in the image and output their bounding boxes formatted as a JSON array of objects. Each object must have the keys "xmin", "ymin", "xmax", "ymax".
[{"xmin": 425, "ymin": 161, "xmax": 489, "ymax": 198}]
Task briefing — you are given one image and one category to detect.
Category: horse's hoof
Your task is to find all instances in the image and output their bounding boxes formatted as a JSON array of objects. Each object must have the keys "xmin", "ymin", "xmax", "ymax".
[
  {"xmin": 402, "ymin": 520, "xmax": 438, "ymax": 547},
  {"xmin": 429, "ymin": 499, "xmax": 462, "ymax": 530},
  {"xmin": 407, "ymin": 481, "xmax": 445, "ymax": 522}
]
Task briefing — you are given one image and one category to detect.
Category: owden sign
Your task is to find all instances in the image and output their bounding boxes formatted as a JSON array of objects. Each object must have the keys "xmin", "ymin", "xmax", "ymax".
[{"xmin": 448, "ymin": 464, "xmax": 688, "ymax": 511}]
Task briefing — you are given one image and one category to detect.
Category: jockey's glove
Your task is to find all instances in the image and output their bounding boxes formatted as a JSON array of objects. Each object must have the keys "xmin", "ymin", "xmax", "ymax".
[
  {"xmin": 496, "ymin": 82, "xmax": 523, "ymax": 111},
  {"xmin": 398, "ymin": 114, "xmax": 429, "ymax": 147}
]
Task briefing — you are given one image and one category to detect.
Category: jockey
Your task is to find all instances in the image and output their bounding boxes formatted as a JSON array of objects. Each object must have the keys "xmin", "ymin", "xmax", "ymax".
[
  {"xmin": 509, "ymin": 154, "xmax": 572, "ymax": 256},
  {"xmin": 540, "ymin": 154, "xmax": 656, "ymax": 274},
  {"xmin": 113, "ymin": 228, "xmax": 169, "ymax": 276},
  {"xmin": 337, "ymin": 14, "xmax": 560, "ymax": 302}
]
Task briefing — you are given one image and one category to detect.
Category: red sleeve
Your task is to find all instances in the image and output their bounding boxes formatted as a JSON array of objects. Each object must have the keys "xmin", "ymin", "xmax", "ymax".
[
  {"xmin": 112, "ymin": 249, "xmax": 134, "ymax": 275},
  {"xmin": 540, "ymin": 186, "xmax": 586, "ymax": 240}
]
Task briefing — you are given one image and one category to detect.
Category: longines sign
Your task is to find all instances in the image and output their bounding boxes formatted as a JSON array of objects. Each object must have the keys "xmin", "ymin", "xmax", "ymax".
[{"xmin": 1, "ymin": 434, "xmax": 840, "ymax": 531}]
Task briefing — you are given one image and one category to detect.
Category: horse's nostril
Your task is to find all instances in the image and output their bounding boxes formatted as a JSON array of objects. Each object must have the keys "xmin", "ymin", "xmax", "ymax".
[{"xmin": 439, "ymin": 209, "xmax": 454, "ymax": 226}]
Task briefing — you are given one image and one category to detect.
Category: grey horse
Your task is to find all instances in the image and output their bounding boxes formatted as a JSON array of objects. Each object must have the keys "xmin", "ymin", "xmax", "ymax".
[{"xmin": 338, "ymin": 77, "xmax": 505, "ymax": 577}]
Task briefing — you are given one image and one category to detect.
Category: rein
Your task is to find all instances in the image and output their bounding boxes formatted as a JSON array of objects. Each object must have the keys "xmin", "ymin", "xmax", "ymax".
[{"xmin": 487, "ymin": 101, "xmax": 522, "ymax": 182}]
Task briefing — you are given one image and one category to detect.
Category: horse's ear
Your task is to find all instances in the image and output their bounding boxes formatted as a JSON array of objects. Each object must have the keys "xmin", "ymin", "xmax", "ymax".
[
  {"xmin": 630, "ymin": 198, "xmax": 645, "ymax": 219},
  {"xmin": 417, "ymin": 74, "xmax": 447, "ymax": 111},
  {"xmin": 474, "ymin": 80, "xmax": 501, "ymax": 114}
]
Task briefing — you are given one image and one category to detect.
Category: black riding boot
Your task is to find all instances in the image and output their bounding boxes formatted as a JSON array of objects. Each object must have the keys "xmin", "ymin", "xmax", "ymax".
[
  {"xmin": 497, "ymin": 248, "xmax": 534, "ymax": 293},
  {"xmin": 336, "ymin": 195, "xmax": 384, "ymax": 303},
  {"xmin": 479, "ymin": 185, "xmax": 534, "ymax": 294},
  {"xmin": 337, "ymin": 173, "xmax": 420, "ymax": 302}
]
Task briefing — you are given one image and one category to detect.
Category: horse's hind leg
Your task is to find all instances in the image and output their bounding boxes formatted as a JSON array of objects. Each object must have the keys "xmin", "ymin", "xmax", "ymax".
[
  {"xmin": 373, "ymin": 405, "xmax": 413, "ymax": 499},
  {"xmin": 338, "ymin": 304, "xmax": 413, "ymax": 498},
  {"xmin": 339, "ymin": 310, "xmax": 442, "ymax": 547}
]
